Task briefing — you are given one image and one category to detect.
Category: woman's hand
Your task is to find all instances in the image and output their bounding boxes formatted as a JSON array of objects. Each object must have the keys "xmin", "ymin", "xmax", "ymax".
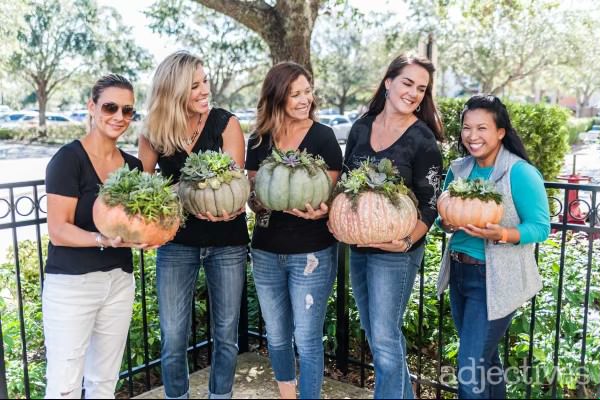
[
  {"xmin": 357, "ymin": 238, "xmax": 411, "ymax": 253},
  {"xmin": 439, "ymin": 219, "xmax": 457, "ymax": 234},
  {"xmin": 103, "ymin": 236, "xmax": 160, "ymax": 250},
  {"xmin": 196, "ymin": 207, "xmax": 244, "ymax": 222},
  {"xmin": 460, "ymin": 223, "xmax": 505, "ymax": 241},
  {"xmin": 284, "ymin": 203, "xmax": 329, "ymax": 220}
]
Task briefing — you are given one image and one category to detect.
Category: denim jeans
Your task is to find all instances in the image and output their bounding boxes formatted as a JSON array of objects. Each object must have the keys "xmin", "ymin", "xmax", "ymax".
[
  {"xmin": 251, "ymin": 245, "xmax": 337, "ymax": 399},
  {"xmin": 449, "ymin": 259, "xmax": 514, "ymax": 399},
  {"xmin": 157, "ymin": 243, "xmax": 247, "ymax": 399},
  {"xmin": 350, "ymin": 245, "xmax": 425, "ymax": 399}
]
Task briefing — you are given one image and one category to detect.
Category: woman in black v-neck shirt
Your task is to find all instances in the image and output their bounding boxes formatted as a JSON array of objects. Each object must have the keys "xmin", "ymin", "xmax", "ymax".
[
  {"xmin": 137, "ymin": 51, "xmax": 248, "ymax": 399},
  {"xmin": 43, "ymin": 75, "xmax": 144, "ymax": 398},
  {"xmin": 342, "ymin": 55, "xmax": 444, "ymax": 399},
  {"xmin": 246, "ymin": 62, "xmax": 343, "ymax": 399}
]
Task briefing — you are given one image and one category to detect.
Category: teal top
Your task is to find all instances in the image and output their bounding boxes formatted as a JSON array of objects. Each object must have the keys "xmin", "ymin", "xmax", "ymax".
[{"xmin": 436, "ymin": 161, "xmax": 550, "ymax": 261}]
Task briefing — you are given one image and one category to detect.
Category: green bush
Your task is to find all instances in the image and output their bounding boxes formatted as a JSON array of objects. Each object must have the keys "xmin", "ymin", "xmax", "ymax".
[
  {"xmin": 2, "ymin": 230, "xmax": 598, "ymax": 398},
  {"xmin": 437, "ymin": 98, "xmax": 570, "ymax": 180},
  {"xmin": 0, "ymin": 123, "xmax": 140, "ymax": 145},
  {"xmin": 565, "ymin": 118, "xmax": 594, "ymax": 145}
]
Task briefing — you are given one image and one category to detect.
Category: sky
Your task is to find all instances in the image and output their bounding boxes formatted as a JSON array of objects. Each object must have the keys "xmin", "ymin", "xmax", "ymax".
[{"xmin": 97, "ymin": 0, "xmax": 409, "ymax": 64}]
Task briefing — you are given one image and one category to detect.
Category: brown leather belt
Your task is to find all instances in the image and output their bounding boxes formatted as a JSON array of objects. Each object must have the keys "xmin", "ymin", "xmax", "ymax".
[{"xmin": 450, "ymin": 251, "xmax": 485, "ymax": 265}]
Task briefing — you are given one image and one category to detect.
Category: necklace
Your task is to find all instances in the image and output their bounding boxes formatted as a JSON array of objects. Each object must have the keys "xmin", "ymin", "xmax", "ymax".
[{"xmin": 184, "ymin": 115, "xmax": 202, "ymax": 146}]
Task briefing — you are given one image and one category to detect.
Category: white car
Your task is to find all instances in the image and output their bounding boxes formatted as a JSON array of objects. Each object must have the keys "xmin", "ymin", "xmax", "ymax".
[{"xmin": 319, "ymin": 114, "xmax": 352, "ymax": 143}]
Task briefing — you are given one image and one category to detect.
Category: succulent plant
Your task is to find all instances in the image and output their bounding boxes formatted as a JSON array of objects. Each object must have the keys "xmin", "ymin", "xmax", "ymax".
[
  {"xmin": 179, "ymin": 150, "xmax": 244, "ymax": 190},
  {"xmin": 335, "ymin": 158, "xmax": 417, "ymax": 210},
  {"xmin": 447, "ymin": 177, "xmax": 502, "ymax": 204},
  {"xmin": 265, "ymin": 149, "xmax": 328, "ymax": 176}
]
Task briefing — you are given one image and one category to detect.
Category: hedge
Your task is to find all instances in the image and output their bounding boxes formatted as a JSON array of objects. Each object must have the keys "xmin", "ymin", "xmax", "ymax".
[{"xmin": 437, "ymin": 98, "xmax": 571, "ymax": 180}]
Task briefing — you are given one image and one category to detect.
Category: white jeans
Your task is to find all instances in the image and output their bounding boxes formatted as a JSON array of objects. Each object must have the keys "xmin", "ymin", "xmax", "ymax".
[{"xmin": 42, "ymin": 269, "xmax": 135, "ymax": 399}]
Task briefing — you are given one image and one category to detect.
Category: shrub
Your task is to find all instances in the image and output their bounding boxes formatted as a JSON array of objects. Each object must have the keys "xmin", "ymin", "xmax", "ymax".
[
  {"xmin": 0, "ymin": 123, "xmax": 139, "ymax": 145},
  {"xmin": 565, "ymin": 118, "xmax": 594, "ymax": 145},
  {"xmin": 437, "ymin": 98, "xmax": 570, "ymax": 180}
]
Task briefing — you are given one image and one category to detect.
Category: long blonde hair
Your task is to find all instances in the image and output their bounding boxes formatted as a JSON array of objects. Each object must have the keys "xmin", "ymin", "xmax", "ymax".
[
  {"xmin": 143, "ymin": 51, "xmax": 204, "ymax": 156},
  {"xmin": 252, "ymin": 62, "xmax": 317, "ymax": 147}
]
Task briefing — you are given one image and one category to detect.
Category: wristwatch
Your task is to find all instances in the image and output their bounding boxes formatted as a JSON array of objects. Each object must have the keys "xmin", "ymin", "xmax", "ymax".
[{"xmin": 402, "ymin": 236, "xmax": 413, "ymax": 252}]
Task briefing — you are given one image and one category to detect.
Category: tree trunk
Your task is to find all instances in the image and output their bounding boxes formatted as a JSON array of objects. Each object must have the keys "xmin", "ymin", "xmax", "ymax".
[
  {"xmin": 37, "ymin": 82, "xmax": 48, "ymax": 138},
  {"xmin": 194, "ymin": 0, "xmax": 321, "ymax": 75}
]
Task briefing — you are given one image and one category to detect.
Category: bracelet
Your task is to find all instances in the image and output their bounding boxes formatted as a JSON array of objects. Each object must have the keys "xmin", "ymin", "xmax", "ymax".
[
  {"xmin": 95, "ymin": 232, "xmax": 105, "ymax": 251},
  {"xmin": 402, "ymin": 236, "xmax": 413, "ymax": 252}
]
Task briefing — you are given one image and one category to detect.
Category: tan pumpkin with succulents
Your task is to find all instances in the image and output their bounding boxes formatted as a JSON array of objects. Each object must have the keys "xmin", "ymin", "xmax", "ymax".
[
  {"xmin": 437, "ymin": 178, "xmax": 504, "ymax": 228},
  {"xmin": 254, "ymin": 149, "xmax": 332, "ymax": 211},
  {"xmin": 177, "ymin": 151, "xmax": 250, "ymax": 217},
  {"xmin": 328, "ymin": 158, "xmax": 418, "ymax": 245},
  {"xmin": 92, "ymin": 166, "xmax": 183, "ymax": 246}
]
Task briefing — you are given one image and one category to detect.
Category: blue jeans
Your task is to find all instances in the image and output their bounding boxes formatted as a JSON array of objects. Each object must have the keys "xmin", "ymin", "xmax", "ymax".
[
  {"xmin": 449, "ymin": 259, "xmax": 514, "ymax": 399},
  {"xmin": 350, "ymin": 245, "xmax": 425, "ymax": 399},
  {"xmin": 157, "ymin": 243, "xmax": 247, "ymax": 399},
  {"xmin": 251, "ymin": 245, "xmax": 337, "ymax": 399}
]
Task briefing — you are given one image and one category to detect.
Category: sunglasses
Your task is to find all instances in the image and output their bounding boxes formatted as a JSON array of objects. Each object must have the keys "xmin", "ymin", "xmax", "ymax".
[{"xmin": 100, "ymin": 102, "xmax": 136, "ymax": 120}]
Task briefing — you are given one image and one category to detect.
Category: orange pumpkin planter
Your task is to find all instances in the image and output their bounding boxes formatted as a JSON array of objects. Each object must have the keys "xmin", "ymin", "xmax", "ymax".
[
  {"xmin": 328, "ymin": 158, "xmax": 418, "ymax": 245},
  {"xmin": 437, "ymin": 178, "xmax": 503, "ymax": 228},
  {"xmin": 93, "ymin": 167, "xmax": 182, "ymax": 247}
]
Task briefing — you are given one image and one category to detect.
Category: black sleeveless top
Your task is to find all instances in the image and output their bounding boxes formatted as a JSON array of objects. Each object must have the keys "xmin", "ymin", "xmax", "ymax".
[{"xmin": 157, "ymin": 108, "xmax": 249, "ymax": 247}]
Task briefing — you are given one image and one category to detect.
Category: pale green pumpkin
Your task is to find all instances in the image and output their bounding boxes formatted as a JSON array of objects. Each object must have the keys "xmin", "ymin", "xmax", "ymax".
[
  {"xmin": 178, "ymin": 151, "xmax": 251, "ymax": 217},
  {"xmin": 254, "ymin": 149, "xmax": 332, "ymax": 211}
]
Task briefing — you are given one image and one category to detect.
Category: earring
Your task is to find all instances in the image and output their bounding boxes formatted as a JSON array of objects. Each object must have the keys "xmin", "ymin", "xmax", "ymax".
[
  {"xmin": 416, "ymin": 105, "xmax": 421, "ymax": 112},
  {"xmin": 385, "ymin": 89, "xmax": 389, "ymax": 98}
]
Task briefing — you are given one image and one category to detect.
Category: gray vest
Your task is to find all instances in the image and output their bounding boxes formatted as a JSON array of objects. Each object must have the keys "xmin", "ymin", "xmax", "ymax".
[{"xmin": 436, "ymin": 145, "xmax": 542, "ymax": 320}]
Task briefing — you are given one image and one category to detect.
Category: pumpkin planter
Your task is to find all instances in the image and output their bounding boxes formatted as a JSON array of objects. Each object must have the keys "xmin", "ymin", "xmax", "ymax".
[
  {"xmin": 329, "ymin": 158, "xmax": 418, "ymax": 245},
  {"xmin": 93, "ymin": 166, "xmax": 182, "ymax": 246},
  {"xmin": 437, "ymin": 178, "xmax": 503, "ymax": 228},
  {"xmin": 254, "ymin": 149, "xmax": 332, "ymax": 211},
  {"xmin": 177, "ymin": 150, "xmax": 250, "ymax": 217}
]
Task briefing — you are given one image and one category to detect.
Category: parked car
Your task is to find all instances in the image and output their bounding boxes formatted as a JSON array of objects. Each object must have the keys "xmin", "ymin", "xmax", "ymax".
[
  {"xmin": 69, "ymin": 109, "xmax": 88, "ymax": 122},
  {"xmin": 0, "ymin": 111, "xmax": 76, "ymax": 128},
  {"xmin": 319, "ymin": 114, "xmax": 352, "ymax": 143}
]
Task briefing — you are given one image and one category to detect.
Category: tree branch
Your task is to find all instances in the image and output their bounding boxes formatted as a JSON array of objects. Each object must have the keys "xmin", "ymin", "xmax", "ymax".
[{"xmin": 193, "ymin": 0, "xmax": 274, "ymax": 36}]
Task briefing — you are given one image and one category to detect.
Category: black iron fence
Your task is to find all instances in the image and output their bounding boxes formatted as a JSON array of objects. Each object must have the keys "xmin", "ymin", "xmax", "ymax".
[{"xmin": 0, "ymin": 179, "xmax": 599, "ymax": 398}]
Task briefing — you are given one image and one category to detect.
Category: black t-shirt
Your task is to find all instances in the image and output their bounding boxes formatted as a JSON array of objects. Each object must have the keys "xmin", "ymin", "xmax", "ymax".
[
  {"xmin": 246, "ymin": 121, "xmax": 343, "ymax": 254},
  {"xmin": 344, "ymin": 116, "xmax": 443, "ymax": 252},
  {"xmin": 45, "ymin": 140, "xmax": 143, "ymax": 275},
  {"xmin": 157, "ymin": 107, "xmax": 249, "ymax": 247}
]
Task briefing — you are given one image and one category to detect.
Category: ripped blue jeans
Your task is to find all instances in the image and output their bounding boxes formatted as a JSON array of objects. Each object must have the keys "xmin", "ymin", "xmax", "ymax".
[{"xmin": 250, "ymin": 245, "xmax": 337, "ymax": 399}]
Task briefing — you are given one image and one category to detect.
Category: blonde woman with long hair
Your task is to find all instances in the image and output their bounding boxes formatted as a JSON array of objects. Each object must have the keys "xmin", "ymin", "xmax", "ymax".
[
  {"xmin": 245, "ymin": 62, "xmax": 343, "ymax": 399},
  {"xmin": 138, "ymin": 51, "xmax": 248, "ymax": 399}
]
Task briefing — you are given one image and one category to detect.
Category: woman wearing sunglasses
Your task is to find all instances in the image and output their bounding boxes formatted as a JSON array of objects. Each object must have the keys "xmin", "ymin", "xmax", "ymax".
[
  {"xmin": 43, "ymin": 74, "xmax": 151, "ymax": 398},
  {"xmin": 138, "ymin": 51, "xmax": 248, "ymax": 399}
]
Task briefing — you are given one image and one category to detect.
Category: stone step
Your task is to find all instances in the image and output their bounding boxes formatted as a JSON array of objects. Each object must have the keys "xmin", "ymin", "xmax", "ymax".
[{"xmin": 134, "ymin": 352, "xmax": 373, "ymax": 399}]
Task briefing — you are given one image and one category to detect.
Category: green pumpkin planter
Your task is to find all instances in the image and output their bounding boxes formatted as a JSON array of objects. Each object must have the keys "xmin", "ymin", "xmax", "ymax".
[
  {"xmin": 254, "ymin": 149, "xmax": 332, "ymax": 211},
  {"xmin": 178, "ymin": 151, "xmax": 251, "ymax": 217}
]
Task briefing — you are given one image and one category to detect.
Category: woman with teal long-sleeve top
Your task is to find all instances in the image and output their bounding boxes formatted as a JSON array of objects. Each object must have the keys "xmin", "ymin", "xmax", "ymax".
[{"xmin": 436, "ymin": 95, "xmax": 550, "ymax": 399}]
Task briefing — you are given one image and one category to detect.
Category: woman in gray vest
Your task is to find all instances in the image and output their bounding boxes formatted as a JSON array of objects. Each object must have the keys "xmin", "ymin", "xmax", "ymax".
[{"xmin": 436, "ymin": 95, "xmax": 550, "ymax": 399}]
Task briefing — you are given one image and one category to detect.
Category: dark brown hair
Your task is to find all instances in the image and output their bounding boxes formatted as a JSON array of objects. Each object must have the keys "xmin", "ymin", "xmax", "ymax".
[
  {"xmin": 252, "ymin": 62, "xmax": 317, "ymax": 146},
  {"xmin": 87, "ymin": 74, "xmax": 133, "ymax": 131},
  {"xmin": 364, "ymin": 54, "xmax": 444, "ymax": 141},
  {"xmin": 91, "ymin": 74, "xmax": 133, "ymax": 103}
]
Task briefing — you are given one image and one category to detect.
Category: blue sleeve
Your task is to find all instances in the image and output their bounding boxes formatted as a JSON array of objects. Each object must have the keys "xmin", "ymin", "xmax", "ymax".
[
  {"xmin": 510, "ymin": 161, "xmax": 550, "ymax": 244},
  {"xmin": 434, "ymin": 169, "xmax": 455, "ymax": 229}
]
